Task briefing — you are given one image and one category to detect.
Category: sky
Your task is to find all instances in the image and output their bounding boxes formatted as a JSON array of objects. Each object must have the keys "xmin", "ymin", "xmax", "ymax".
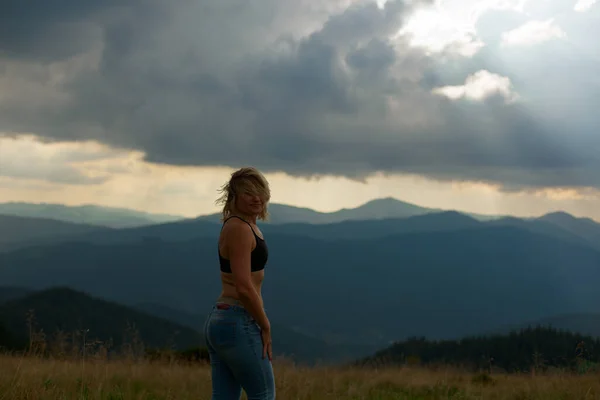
[{"xmin": 0, "ymin": 0, "xmax": 599, "ymax": 220}]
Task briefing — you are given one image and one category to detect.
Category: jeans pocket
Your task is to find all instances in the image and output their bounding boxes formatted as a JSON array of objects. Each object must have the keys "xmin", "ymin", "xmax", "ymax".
[{"xmin": 208, "ymin": 319, "xmax": 238, "ymax": 349}]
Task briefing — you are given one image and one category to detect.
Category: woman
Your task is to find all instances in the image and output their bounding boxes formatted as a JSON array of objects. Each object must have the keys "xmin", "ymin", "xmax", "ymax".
[{"xmin": 203, "ymin": 166, "xmax": 276, "ymax": 400}]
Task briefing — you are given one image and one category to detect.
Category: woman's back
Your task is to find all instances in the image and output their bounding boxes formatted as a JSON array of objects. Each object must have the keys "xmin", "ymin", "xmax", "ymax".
[{"xmin": 218, "ymin": 215, "xmax": 267, "ymax": 303}]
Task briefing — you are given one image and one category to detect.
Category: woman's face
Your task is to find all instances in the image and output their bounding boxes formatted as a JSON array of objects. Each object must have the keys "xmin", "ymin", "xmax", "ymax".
[{"xmin": 236, "ymin": 188, "xmax": 266, "ymax": 216}]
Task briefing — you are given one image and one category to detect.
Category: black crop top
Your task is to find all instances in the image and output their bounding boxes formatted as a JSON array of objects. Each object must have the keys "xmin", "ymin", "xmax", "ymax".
[{"xmin": 219, "ymin": 216, "xmax": 269, "ymax": 273}]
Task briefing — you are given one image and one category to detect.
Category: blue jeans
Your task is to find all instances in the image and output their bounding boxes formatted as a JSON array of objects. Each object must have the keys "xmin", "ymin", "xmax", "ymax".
[{"xmin": 204, "ymin": 303, "xmax": 276, "ymax": 400}]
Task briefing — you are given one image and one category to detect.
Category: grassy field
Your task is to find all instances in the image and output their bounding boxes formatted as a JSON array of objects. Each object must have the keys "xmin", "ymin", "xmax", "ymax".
[{"xmin": 0, "ymin": 354, "xmax": 598, "ymax": 399}]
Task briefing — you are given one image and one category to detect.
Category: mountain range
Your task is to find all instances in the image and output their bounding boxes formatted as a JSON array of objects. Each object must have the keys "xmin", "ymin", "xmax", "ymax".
[
  {"xmin": 0, "ymin": 214, "xmax": 110, "ymax": 251},
  {"xmin": 0, "ymin": 197, "xmax": 477, "ymax": 251},
  {"xmin": 0, "ymin": 286, "xmax": 202, "ymax": 351},
  {"xmin": 2, "ymin": 203, "xmax": 599, "ymax": 252},
  {"xmin": 0, "ymin": 197, "xmax": 502, "ymax": 230},
  {"xmin": 0, "ymin": 198, "xmax": 599, "ymax": 364},
  {"xmin": 195, "ymin": 197, "xmax": 451, "ymax": 224},
  {"xmin": 0, "ymin": 202, "xmax": 184, "ymax": 229}
]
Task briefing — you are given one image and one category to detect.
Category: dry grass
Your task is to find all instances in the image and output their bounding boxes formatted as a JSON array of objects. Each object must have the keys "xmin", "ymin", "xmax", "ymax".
[{"xmin": 0, "ymin": 354, "xmax": 598, "ymax": 399}]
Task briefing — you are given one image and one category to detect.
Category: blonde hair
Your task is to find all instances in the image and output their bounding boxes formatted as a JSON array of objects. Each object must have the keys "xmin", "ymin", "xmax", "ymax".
[{"xmin": 216, "ymin": 167, "xmax": 271, "ymax": 221}]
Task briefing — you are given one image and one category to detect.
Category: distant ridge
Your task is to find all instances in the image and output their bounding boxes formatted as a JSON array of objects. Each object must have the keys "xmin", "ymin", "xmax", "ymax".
[
  {"xmin": 2, "ymin": 198, "xmax": 597, "ymax": 229},
  {"xmin": 3, "ymin": 205, "xmax": 599, "ymax": 253},
  {"xmin": 196, "ymin": 197, "xmax": 503, "ymax": 224},
  {"xmin": 0, "ymin": 214, "xmax": 110, "ymax": 250},
  {"xmin": 538, "ymin": 212, "xmax": 600, "ymax": 250},
  {"xmin": 0, "ymin": 197, "xmax": 480, "ymax": 227},
  {"xmin": 0, "ymin": 202, "xmax": 185, "ymax": 228}
]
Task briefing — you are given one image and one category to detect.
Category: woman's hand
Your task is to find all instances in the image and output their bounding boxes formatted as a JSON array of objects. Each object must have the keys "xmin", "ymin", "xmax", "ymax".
[{"xmin": 261, "ymin": 326, "xmax": 273, "ymax": 361}]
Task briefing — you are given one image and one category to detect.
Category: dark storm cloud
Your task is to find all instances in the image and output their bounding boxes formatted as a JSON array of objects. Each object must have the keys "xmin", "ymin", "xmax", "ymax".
[
  {"xmin": 0, "ymin": 0, "xmax": 599, "ymax": 191},
  {"xmin": 0, "ymin": 0, "xmax": 167, "ymax": 61}
]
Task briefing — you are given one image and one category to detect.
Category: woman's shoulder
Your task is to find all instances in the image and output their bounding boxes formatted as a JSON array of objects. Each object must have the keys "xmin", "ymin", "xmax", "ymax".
[{"xmin": 222, "ymin": 217, "xmax": 254, "ymax": 237}]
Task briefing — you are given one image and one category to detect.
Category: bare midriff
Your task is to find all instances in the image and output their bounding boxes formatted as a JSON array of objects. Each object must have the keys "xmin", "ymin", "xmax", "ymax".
[{"xmin": 219, "ymin": 271, "xmax": 264, "ymax": 307}]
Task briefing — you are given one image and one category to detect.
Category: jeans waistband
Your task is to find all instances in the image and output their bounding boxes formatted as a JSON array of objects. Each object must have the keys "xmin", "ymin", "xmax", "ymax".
[
  {"xmin": 214, "ymin": 296, "xmax": 246, "ymax": 312},
  {"xmin": 216, "ymin": 295, "xmax": 244, "ymax": 306}
]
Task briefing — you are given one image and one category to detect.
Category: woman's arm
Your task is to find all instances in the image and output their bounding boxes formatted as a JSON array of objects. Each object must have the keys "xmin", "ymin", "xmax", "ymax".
[{"xmin": 226, "ymin": 222, "xmax": 271, "ymax": 332}]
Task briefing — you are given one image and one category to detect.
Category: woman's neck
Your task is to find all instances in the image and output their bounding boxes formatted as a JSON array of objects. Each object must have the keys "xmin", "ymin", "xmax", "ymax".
[{"xmin": 231, "ymin": 212, "xmax": 257, "ymax": 224}]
